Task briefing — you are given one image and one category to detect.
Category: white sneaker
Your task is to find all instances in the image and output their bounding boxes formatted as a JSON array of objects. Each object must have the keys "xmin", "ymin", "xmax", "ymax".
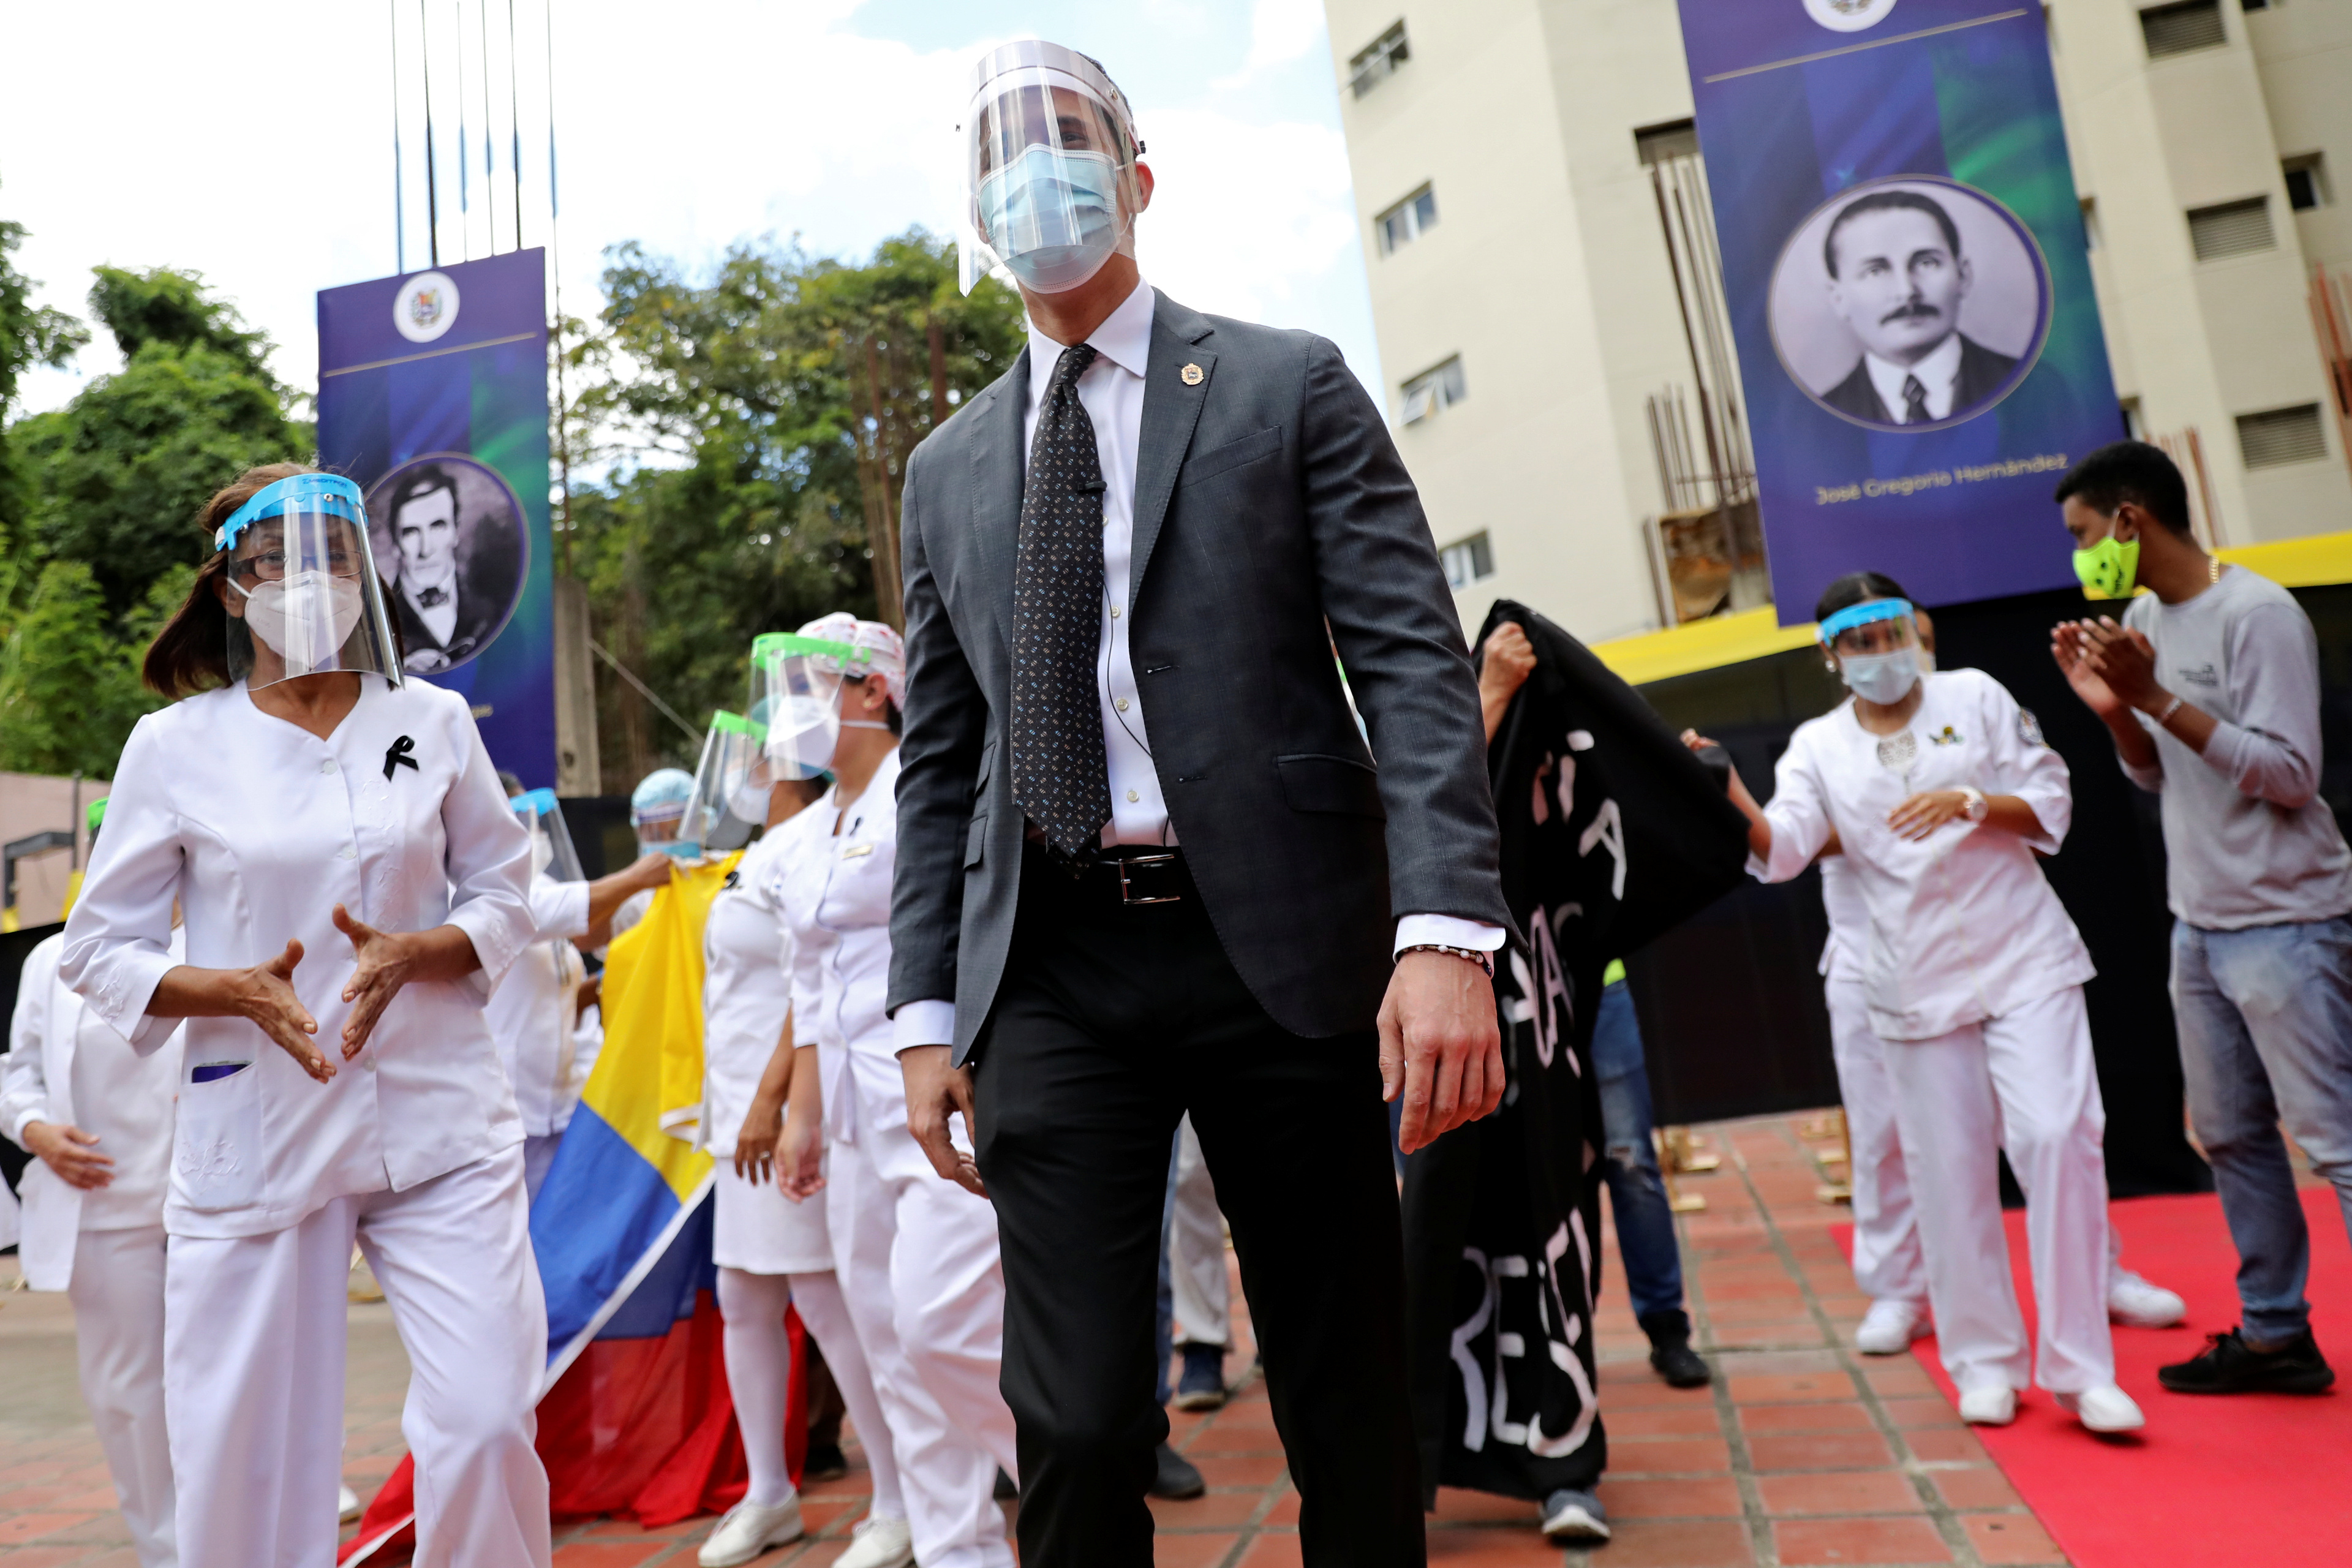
[
  {"xmin": 1855, "ymin": 1297, "xmax": 1929, "ymax": 1355},
  {"xmin": 698, "ymin": 1496, "xmax": 805, "ymax": 1567},
  {"xmin": 337, "ymin": 1485, "xmax": 362, "ymax": 1523},
  {"xmin": 1957, "ymin": 1384, "xmax": 2018, "ymax": 1425},
  {"xmin": 2108, "ymin": 1270, "xmax": 2187, "ymax": 1329},
  {"xmin": 832, "ymin": 1511, "xmax": 916, "ymax": 1568},
  {"xmin": 2057, "ymin": 1384, "xmax": 2145, "ymax": 1433}
]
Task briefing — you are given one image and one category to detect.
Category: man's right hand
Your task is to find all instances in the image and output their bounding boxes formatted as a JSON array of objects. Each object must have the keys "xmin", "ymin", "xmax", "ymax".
[
  {"xmin": 23, "ymin": 1121, "xmax": 115, "ymax": 1189},
  {"xmin": 2051, "ymin": 621, "xmax": 2128, "ymax": 720},
  {"xmin": 900, "ymin": 1044, "xmax": 987, "ymax": 1198}
]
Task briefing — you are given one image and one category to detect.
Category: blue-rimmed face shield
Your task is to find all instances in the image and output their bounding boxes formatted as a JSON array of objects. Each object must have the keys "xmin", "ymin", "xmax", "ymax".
[
  {"xmin": 217, "ymin": 473, "xmax": 402, "ymax": 691},
  {"xmin": 510, "ymin": 786, "xmax": 585, "ymax": 883},
  {"xmin": 1817, "ymin": 597, "xmax": 1920, "ymax": 660}
]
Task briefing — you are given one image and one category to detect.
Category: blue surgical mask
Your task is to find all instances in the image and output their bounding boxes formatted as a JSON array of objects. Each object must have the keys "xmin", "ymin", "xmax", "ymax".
[
  {"xmin": 978, "ymin": 145, "xmax": 1124, "ymax": 293},
  {"xmin": 1839, "ymin": 649, "xmax": 1922, "ymax": 706}
]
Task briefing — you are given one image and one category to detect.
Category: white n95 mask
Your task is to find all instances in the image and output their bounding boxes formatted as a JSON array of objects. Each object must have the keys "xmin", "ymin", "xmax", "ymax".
[{"xmin": 233, "ymin": 570, "xmax": 366, "ymax": 663}]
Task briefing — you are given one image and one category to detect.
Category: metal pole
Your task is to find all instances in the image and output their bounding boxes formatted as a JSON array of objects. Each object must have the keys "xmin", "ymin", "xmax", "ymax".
[
  {"xmin": 508, "ymin": 0, "xmax": 522, "ymax": 251},
  {"xmin": 420, "ymin": 0, "xmax": 439, "ymax": 269},
  {"xmin": 480, "ymin": 0, "xmax": 494, "ymax": 252},
  {"xmin": 391, "ymin": 0, "xmax": 405, "ymax": 274},
  {"xmin": 546, "ymin": 0, "xmax": 572, "ymax": 573}
]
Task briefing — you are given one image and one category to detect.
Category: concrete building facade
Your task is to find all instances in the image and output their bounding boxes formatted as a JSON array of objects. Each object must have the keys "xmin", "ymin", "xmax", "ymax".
[{"xmin": 1322, "ymin": 0, "xmax": 2352, "ymax": 641}]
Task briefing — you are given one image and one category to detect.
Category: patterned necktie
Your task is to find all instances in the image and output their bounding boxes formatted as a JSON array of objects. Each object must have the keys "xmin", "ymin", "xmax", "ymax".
[
  {"xmin": 1011, "ymin": 343, "xmax": 1112, "ymax": 863},
  {"xmin": 1902, "ymin": 374, "xmax": 1931, "ymax": 424}
]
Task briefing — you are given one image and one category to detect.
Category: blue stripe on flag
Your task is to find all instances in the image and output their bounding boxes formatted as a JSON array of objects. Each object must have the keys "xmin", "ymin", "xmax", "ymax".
[{"xmin": 530, "ymin": 1104, "xmax": 685, "ymax": 1352}]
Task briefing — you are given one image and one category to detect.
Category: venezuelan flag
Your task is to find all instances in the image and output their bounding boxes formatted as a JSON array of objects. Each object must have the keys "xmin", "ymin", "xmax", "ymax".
[{"xmin": 342, "ymin": 855, "xmax": 805, "ymax": 1561}]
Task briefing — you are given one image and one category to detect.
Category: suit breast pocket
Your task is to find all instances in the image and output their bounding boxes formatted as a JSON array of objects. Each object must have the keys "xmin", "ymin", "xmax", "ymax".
[
  {"xmin": 176, "ymin": 1060, "xmax": 263, "ymax": 1212},
  {"xmin": 1176, "ymin": 426, "xmax": 1283, "ymax": 489},
  {"xmin": 1277, "ymin": 753, "xmax": 1385, "ymax": 820}
]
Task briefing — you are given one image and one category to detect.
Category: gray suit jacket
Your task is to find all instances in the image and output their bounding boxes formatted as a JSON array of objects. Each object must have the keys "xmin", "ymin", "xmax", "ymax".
[{"xmin": 889, "ymin": 289, "xmax": 1510, "ymax": 1060}]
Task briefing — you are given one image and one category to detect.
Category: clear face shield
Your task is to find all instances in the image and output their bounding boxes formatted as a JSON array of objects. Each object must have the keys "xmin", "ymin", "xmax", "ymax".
[
  {"xmin": 1819, "ymin": 598, "xmax": 1924, "ymax": 707},
  {"xmin": 679, "ymin": 711, "xmax": 772, "ymax": 855},
  {"xmin": 751, "ymin": 633, "xmax": 862, "ymax": 782},
  {"xmin": 957, "ymin": 42, "xmax": 1146, "ymax": 296},
  {"xmin": 510, "ymin": 787, "xmax": 586, "ymax": 883},
  {"xmin": 630, "ymin": 767, "xmax": 699, "ymax": 862},
  {"xmin": 219, "ymin": 474, "xmax": 403, "ymax": 691}
]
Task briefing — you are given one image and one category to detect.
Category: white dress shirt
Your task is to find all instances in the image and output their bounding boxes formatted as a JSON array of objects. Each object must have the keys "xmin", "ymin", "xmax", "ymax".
[
  {"xmin": 59, "ymin": 676, "xmax": 534, "ymax": 1238},
  {"xmin": 890, "ymin": 279, "xmax": 1499, "ymax": 1054},
  {"xmin": 1864, "ymin": 331, "xmax": 1964, "ymax": 423},
  {"xmin": 1749, "ymin": 669, "xmax": 2095, "ymax": 1041}
]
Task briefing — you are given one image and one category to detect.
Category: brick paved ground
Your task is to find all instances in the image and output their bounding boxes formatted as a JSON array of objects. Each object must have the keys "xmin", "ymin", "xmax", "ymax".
[{"xmin": 0, "ymin": 1113, "xmax": 2065, "ymax": 1566}]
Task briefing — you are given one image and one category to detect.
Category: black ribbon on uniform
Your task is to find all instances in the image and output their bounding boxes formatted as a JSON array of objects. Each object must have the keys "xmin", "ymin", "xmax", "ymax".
[{"xmin": 383, "ymin": 736, "xmax": 419, "ymax": 780}]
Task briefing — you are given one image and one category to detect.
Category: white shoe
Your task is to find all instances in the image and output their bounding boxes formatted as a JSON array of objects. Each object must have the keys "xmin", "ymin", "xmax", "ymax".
[
  {"xmin": 832, "ymin": 1511, "xmax": 916, "ymax": 1568},
  {"xmin": 1854, "ymin": 1298, "xmax": 1929, "ymax": 1355},
  {"xmin": 338, "ymin": 1485, "xmax": 362, "ymax": 1523},
  {"xmin": 2057, "ymin": 1384, "xmax": 2145, "ymax": 1433},
  {"xmin": 2108, "ymin": 1270, "xmax": 2187, "ymax": 1328},
  {"xmin": 698, "ymin": 1496, "xmax": 805, "ymax": 1567},
  {"xmin": 1957, "ymin": 1384, "xmax": 2018, "ymax": 1425}
]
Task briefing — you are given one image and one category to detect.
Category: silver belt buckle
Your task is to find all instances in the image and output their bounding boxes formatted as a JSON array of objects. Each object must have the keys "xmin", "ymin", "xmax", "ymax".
[{"xmin": 1115, "ymin": 852, "xmax": 1183, "ymax": 905}]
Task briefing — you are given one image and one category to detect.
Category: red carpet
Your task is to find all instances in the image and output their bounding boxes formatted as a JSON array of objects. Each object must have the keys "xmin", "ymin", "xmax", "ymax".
[{"xmin": 1881, "ymin": 1190, "xmax": 2352, "ymax": 1567}]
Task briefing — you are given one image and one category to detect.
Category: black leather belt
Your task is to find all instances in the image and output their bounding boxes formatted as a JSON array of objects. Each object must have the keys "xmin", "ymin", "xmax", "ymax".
[{"xmin": 1098, "ymin": 849, "xmax": 1186, "ymax": 905}]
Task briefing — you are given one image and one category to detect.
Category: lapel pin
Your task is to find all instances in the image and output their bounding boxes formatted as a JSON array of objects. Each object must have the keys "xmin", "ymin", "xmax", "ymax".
[{"xmin": 1180, "ymin": 363, "xmax": 1204, "ymax": 386}]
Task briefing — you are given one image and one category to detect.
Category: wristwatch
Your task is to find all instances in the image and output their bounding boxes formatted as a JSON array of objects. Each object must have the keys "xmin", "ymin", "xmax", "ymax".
[
  {"xmin": 1400, "ymin": 942, "xmax": 1498, "ymax": 978},
  {"xmin": 1957, "ymin": 785, "xmax": 1989, "ymax": 823}
]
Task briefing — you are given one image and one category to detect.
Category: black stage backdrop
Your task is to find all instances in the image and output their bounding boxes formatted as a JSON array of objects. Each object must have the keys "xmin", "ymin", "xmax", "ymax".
[
  {"xmin": 1624, "ymin": 581, "xmax": 2352, "ymax": 1199},
  {"xmin": 1401, "ymin": 603, "xmax": 1749, "ymax": 1504}
]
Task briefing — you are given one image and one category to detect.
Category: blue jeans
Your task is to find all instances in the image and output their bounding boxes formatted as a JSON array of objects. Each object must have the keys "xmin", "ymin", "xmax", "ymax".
[
  {"xmin": 1591, "ymin": 982, "xmax": 1686, "ymax": 1322},
  {"xmin": 2171, "ymin": 916, "xmax": 2352, "ymax": 1342}
]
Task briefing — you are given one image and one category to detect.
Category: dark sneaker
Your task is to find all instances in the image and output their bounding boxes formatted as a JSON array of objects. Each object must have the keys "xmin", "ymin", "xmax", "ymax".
[
  {"xmin": 1640, "ymin": 1309, "xmax": 1713, "ymax": 1389},
  {"xmin": 801, "ymin": 1442, "xmax": 848, "ymax": 1483},
  {"xmin": 2158, "ymin": 1327, "xmax": 2335, "ymax": 1394},
  {"xmin": 1174, "ymin": 1342, "xmax": 1227, "ymax": 1411},
  {"xmin": 1540, "ymin": 1488, "xmax": 1610, "ymax": 1542},
  {"xmin": 1149, "ymin": 1442, "xmax": 1206, "ymax": 1500}
]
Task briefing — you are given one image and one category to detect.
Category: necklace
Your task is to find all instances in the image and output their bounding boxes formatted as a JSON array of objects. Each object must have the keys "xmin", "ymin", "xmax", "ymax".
[{"xmin": 2209, "ymin": 555, "xmax": 2223, "ymax": 585}]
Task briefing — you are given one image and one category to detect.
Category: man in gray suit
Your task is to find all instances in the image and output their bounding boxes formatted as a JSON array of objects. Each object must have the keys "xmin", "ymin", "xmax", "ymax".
[{"xmin": 888, "ymin": 41, "xmax": 1513, "ymax": 1568}]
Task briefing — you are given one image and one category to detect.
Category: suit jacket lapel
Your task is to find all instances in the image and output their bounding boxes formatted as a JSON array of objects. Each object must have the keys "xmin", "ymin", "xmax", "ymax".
[
  {"xmin": 1128, "ymin": 291, "xmax": 1215, "ymax": 612},
  {"xmin": 966, "ymin": 346, "xmax": 1031, "ymax": 646}
]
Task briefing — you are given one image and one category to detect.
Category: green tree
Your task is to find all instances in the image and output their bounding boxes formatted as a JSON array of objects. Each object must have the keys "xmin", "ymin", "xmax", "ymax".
[
  {"xmin": 567, "ymin": 228, "xmax": 1025, "ymax": 786},
  {"xmin": 0, "ymin": 557, "xmax": 175, "ymax": 777},
  {"xmin": 14, "ymin": 267, "xmax": 310, "ymax": 616},
  {"xmin": 0, "ymin": 203, "xmax": 91, "ymax": 543}
]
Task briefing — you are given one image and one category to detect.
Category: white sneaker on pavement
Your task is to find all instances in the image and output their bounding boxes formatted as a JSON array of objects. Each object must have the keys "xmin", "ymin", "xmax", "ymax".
[
  {"xmin": 698, "ymin": 1496, "xmax": 805, "ymax": 1567},
  {"xmin": 1855, "ymin": 1298, "xmax": 1929, "ymax": 1355},
  {"xmin": 2107, "ymin": 1270, "xmax": 2187, "ymax": 1328},
  {"xmin": 2057, "ymin": 1384, "xmax": 2145, "ymax": 1433},
  {"xmin": 832, "ymin": 1511, "xmax": 916, "ymax": 1568},
  {"xmin": 1957, "ymin": 1384, "xmax": 2018, "ymax": 1425}
]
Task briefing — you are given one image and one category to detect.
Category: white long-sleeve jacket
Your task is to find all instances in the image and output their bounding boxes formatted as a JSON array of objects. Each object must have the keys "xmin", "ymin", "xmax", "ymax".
[
  {"xmin": 1751, "ymin": 669, "xmax": 2094, "ymax": 1041},
  {"xmin": 59, "ymin": 676, "xmax": 534, "ymax": 1238},
  {"xmin": 766, "ymin": 748, "xmax": 902, "ymax": 1146}
]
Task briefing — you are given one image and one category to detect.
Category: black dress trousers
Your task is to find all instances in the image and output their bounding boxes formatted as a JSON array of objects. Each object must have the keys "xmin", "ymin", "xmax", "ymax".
[{"xmin": 972, "ymin": 845, "xmax": 1426, "ymax": 1567}]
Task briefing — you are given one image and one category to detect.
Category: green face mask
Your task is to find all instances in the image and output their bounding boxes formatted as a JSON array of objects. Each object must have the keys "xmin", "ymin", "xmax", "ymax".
[{"xmin": 2073, "ymin": 530, "xmax": 2140, "ymax": 600}]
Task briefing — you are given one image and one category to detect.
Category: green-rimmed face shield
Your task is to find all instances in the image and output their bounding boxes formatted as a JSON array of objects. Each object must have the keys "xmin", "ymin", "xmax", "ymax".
[
  {"xmin": 509, "ymin": 787, "xmax": 585, "ymax": 883},
  {"xmin": 752, "ymin": 633, "xmax": 869, "ymax": 781},
  {"xmin": 680, "ymin": 710, "xmax": 772, "ymax": 854},
  {"xmin": 217, "ymin": 473, "xmax": 403, "ymax": 690}
]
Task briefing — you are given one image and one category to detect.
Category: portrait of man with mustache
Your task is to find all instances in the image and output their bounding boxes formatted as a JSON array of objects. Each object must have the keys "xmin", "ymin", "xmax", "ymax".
[{"xmin": 1816, "ymin": 188, "xmax": 2019, "ymax": 428}]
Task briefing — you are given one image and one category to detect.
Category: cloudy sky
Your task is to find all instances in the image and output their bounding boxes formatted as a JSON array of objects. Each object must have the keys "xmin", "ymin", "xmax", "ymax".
[{"xmin": 2, "ymin": 0, "xmax": 1381, "ymax": 424}]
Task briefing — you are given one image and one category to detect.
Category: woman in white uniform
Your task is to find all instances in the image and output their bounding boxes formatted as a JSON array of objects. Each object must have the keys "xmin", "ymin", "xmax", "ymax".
[
  {"xmin": 760, "ymin": 616, "xmax": 1019, "ymax": 1568},
  {"xmin": 1689, "ymin": 572, "xmax": 2143, "ymax": 1433},
  {"xmin": 4, "ymin": 800, "xmax": 184, "ymax": 1568},
  {"xmin": 696, "ymin": 752, "xmax": 912, "ymax": 1568},
  {"xmin": 58, "ymin": 465, "xmax": 551, "ymax": 1568}
]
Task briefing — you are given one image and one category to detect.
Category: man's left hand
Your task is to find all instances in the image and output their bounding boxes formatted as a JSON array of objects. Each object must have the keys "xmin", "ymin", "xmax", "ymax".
[
  {"xmin": 900, "ymin": 1044, "xmax": 987, "ymax": 1198},
  {"xmin": 1380, "ymin": 948, "xmax": 1504, "ymax": 1155},
  {"xmin": 2074, "ymin": 618, "xmax": 2165, "ymax": 710}
]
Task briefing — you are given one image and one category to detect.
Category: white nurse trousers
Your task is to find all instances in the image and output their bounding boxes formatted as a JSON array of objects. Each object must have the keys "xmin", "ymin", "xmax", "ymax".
[
  {"xmin": 1879, "ymin": 984, "xmax": 2115, "ymax": 1395},
  {"xmin": 826, "ymin": 1118, "xmax": 1017, "ymax": 1568},
  {"xmin": 68, "ymin": 1225, "xmax": 175, "ymax": 1568},
  {"xmin": 1826, "ymin": 977, "xmax": 1928, "ymax": 1307},
  {"xmin": 164, "ymin": 1145, "xmax": 551, "ymax": 1568}
]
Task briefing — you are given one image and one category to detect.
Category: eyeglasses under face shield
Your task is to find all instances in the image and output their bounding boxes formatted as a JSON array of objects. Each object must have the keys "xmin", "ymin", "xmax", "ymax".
[{"xmin": 217, "ymin": 473, "xmax": 403, "ymax": 691}]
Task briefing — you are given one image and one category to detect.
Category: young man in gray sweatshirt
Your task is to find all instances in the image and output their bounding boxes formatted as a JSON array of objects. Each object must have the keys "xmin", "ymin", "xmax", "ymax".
[{"xmin": 2052, "ymin": 440, "xmax": 2351, "ymax": 1395}]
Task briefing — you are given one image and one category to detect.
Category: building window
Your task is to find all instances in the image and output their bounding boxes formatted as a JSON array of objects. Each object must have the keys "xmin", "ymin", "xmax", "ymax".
[
  {"xmin": 2141, "ymin": 0, "xmax": 2226, "ymax": 55},
  {"xmin": 2187, "ymin": 195, "xmax": 2274, "ymax": 260},
  {"xmin": 1376, "ymin": 186, "xmax": 1438, "ymax": 255},
  {"xmin": 1349, "ymin": 21, "xmax": 1409, "ymax": 97},
  {"xmin": 1634, "ymin": 118, "xmax": 1700, "ymax": 167},
  {"xmin": 1401, "ymin": 357, "xmax": 1467, "ymax": 424},
  {"xmin": 1440, "ymin": 532, "xmax": 1494, "ymax": 589},
  {"xmin": 2081, "ymin": 196, "xmax": 2102, "ymax": 250},
  {"xmin": 2241, "ymin": 0, "xmax": 2270, "ymax": 11},
  {"xmin": 2283, "ymin": 153, "xmax": 2329, "ymax": 211},
  {"xmin": 2236, "ymin": 405, "xmax": 2328, "ymax": 468}
]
